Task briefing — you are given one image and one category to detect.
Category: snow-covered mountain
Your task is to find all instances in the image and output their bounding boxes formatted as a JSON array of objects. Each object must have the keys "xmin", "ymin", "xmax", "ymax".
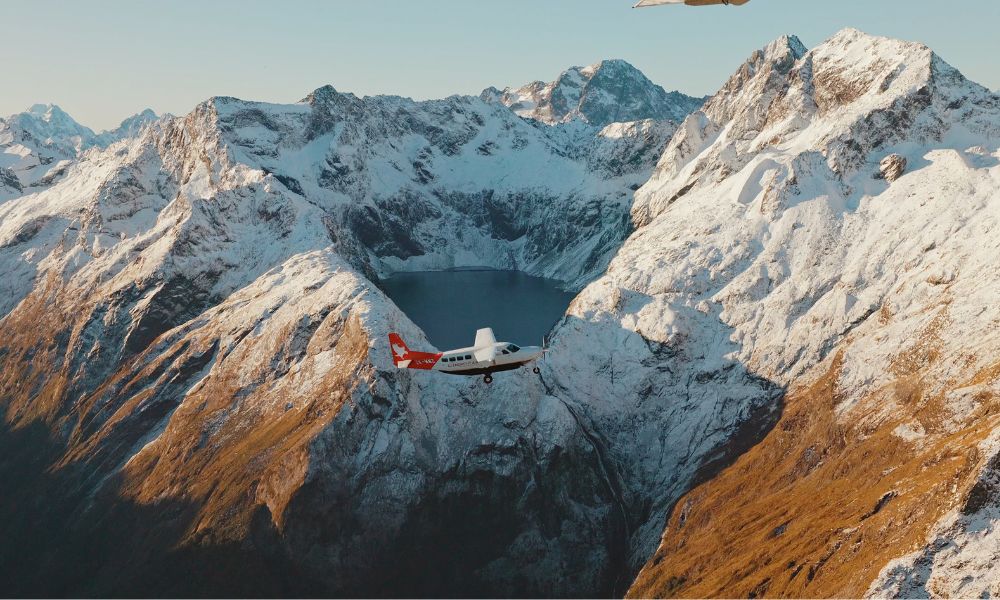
[
  {"xmin": 482, "ymin": 58, "xmax": 705, "ymax": 126},
  {"xmin": 619, "ymin": 28, "xmax": 1000, "ymax": 598},
  {"xmin": 0, "ymin": 104, "xmax": 159, "ymax": 198},
  {"xmin": 2, "ymin": 30, "xmax": 1000, "ymax": 598},
  {"xmin": 94, "ymin": 107, "xmax": 161, "ymax": 145},
  {"xmin": 4, "ymin": 104, "xmax": 95, "ymax": 153},
  {"xmin": 0, "ymin": 77, "xmax": 678, "ymax": 596}
]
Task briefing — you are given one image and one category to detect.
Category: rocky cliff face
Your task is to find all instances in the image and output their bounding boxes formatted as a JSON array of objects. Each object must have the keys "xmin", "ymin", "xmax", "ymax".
[
  {"xmin": 482, "ymin": 59, "xmax": 705, "ymax": 127},
  {"xmin": 2, "ymin": 29, "xmax": 1000, "ymax": 598}
]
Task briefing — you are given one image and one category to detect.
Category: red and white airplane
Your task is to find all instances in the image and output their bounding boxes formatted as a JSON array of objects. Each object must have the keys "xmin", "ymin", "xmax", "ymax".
[{"xmin": 388, "ymin": 328, "xmax": 544, "ymax": 384}]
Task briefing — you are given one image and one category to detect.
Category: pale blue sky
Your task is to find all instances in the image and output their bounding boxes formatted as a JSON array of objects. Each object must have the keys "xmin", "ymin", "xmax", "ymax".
[{"xmin": 6, "ymin": 0, "xmax": 999, "ymax": 130}]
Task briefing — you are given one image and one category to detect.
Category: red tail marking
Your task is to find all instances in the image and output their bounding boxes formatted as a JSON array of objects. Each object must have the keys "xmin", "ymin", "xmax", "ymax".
[
  {"xmin": 388, "ymin": 333, "xmax": 410, "ymax": 366},
  {"xmin": 388, "ymin": 333, "xmax": 442, "ymax": 370}
]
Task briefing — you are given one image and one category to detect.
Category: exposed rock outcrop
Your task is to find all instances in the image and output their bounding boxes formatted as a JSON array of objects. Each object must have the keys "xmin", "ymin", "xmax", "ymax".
[{"xmin": 878, "ymin": 153, "xmax": 907, "ymax": 182}]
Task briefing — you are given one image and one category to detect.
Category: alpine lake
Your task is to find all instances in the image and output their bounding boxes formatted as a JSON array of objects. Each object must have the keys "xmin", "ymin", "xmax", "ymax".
[{"xmin": 380, "ymin": 269, "xmax": 576, "ymax": 350}]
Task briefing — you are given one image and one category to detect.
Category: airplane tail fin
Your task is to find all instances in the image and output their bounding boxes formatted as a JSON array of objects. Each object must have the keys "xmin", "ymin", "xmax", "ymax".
[
  {"xmin": 388, "ymin": 333, "xmax": 442, "ymax": 370},
  {"xmin": 389, "ymin": 332, "xmax": 410, "ymax": 367}
]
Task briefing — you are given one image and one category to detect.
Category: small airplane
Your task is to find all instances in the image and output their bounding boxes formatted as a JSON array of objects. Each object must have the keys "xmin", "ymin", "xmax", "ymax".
[
  {"xmin": 388, "ymin": 328, "xmax": 545, "ymax": 384},
  {"xmin": 633, "ymin": 0, "xmax": 750, "ymax": 6}
]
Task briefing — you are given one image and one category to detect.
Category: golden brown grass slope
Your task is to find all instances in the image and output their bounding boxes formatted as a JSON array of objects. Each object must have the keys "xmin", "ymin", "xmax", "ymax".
[{"xmin": 628, "ymin": 310, "xmax": 1000, "ymax": 598}]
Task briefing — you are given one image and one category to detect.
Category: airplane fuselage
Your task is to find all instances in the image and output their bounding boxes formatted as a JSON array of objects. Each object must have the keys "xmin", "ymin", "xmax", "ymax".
[{"xmin": 434, "ymin": 343, "xmax": 544, "ymax": 376}]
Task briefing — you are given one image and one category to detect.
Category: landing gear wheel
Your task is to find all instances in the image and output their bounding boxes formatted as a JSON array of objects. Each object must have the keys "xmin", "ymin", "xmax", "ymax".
[
  {"xmin": 532, "ymin": 366, "xmax": 540, "ymax": 374},
  {"xmin": 483, "ymin": 374, "xmax": 493, "ymax": 384}
]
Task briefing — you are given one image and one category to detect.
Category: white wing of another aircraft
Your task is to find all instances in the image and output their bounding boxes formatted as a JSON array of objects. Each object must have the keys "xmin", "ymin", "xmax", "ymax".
[
  {"xmin": 473, "ymin": 327, "xmax": 498, "ymax": 362},
  {"xmin": 633, "ymin": 0, "xmax": 750, "ymax": 6}
]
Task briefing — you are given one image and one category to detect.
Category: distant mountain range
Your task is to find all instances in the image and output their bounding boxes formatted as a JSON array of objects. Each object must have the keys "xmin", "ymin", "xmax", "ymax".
[
  {"xmin": 0, "ymin": 104, "xmax": 159, "ymax": 197},
  {"xmin": 481, "ymin": 58, "xmax": 706, "ymax": 126},
  {"xmin": 2, "ymin": 29, "xmax": 1000, "ymax": 598}
]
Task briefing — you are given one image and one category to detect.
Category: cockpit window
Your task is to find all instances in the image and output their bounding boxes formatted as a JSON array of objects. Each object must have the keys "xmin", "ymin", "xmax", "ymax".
[
  {"xmin": 501, "ymin": 349, "xmax": 509, "ymax": 355},
  {"xmin": 507, "ymin": 344, "xmax": 520, "ymax": 353}
]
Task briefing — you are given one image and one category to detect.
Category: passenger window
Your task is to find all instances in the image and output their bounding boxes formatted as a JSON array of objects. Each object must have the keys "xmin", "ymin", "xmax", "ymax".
[{"xmin": 465, "ymin": 355, "xmax": 472, "ymax": 360}]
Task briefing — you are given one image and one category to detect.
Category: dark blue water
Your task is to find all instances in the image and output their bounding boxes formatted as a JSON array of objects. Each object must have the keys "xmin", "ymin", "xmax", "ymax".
[{"xmin": 381, "ymin": 269, "xmax": 576, "ymax": 350}]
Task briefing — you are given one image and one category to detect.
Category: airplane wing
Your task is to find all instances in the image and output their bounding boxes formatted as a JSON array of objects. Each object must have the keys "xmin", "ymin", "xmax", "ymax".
[
  {"xmin": 474, "ymin": 328, "xmax": 497, "ymax": 363},
  {"xmin": 634, "ymin": 0, "xmax": 749, "ymax": 6},
  {"xmin": 475, "ymin": 327, "xmax": 497, "ymax": 348}
]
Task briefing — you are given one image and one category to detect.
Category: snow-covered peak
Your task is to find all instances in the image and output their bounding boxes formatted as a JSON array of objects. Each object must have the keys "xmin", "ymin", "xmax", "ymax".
[
  {"xmin": 482, "ymin": 59, "xmax": 704, "ymax": 126},
  {"xmin": 0, "ymin": 104, "xmax": 95, "ymax": 196},
  {"xmin": 2, "ymin": 103, "xmax": 96, "ymax": 153},
  {"xmin": 113, "ymin": 108, "xmax": 158, "ymax": 134},
  {"xmin": 24, "ymin": 102, "xmax": 89, "ymax": 128},
  {"xmin": 301, "ymin": 84, "xmax": 344, "ymax": 104},
  {"xmin": 585, "ymin": 58, "xmax": 645, "ymax": 76},
  {"xmin": 92, "ymin": 108, "xmax": 161, "ymax": 146},
  {"xmin": 823, "ymin": 26, "xmax": 918, "ymax": 51},
  {"xmin": 697, "ymin": 33, "xmax": 805, "ymax": 126},
  {"xmin": 769, "ymin": 33, "xmax": 807, "ymax": 57},
  {"xmin": 643, "ymin": 27, "xmax": 999, "ymax": 206}
]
